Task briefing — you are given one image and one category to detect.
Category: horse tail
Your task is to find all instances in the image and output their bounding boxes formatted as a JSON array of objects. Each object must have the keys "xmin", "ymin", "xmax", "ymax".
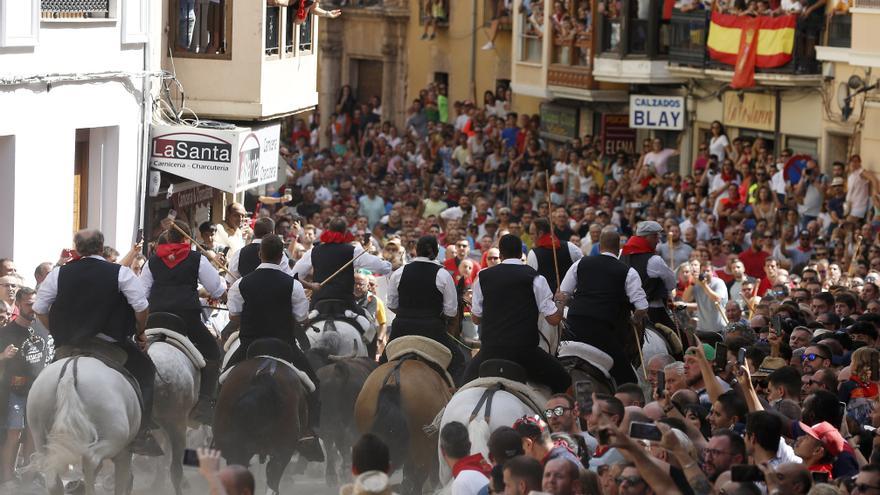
[
  {"xmin": 41, "ymin": 359, "xmax": 99, "ymax": 471},
  {"xmin": 232, "ymin": 369, "xmax": 280, "ymax": 438},
  {"xmin": 370, "ymin": 374, "xmax": 409, "ymax": 470},
  {"xmin": 467, "ymin": 417, "xmax": 491, "ymax": 459}
]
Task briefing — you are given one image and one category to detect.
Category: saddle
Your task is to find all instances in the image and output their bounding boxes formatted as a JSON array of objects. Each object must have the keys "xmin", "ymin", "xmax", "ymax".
[
  {"xmin": 218, "ymin": 338, "xmax": 315, "ymax": 392},
  {"xmin": 144, "ymin": 312, "xmax": 206, "ymax": 369},
  {"xmin": 385, "ymin": 335, "xmax": 455, "ymax": 388},
  {"xmin": 557, "ymin": 341, "xmax": 614, "ymax": 379},
  {"xmin": 55, "ymin": 340, "xmax": 144, "ymax": 412}
]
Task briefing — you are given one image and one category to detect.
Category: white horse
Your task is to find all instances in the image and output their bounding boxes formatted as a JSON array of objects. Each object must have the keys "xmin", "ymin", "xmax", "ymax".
[
  {"xmin": 28, "ymin": 356, "xmax": 140, "ymax": 495},
  {"xmin": 306, "ymin": 315, "xmax": 369, "ymax": 358}
]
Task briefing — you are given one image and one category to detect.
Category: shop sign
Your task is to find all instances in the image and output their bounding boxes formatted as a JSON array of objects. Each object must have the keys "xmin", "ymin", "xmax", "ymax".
[
  {"xmin": 150, "ymin": 123, "xmax": 280, "ymax": 193},
  {"xmin": 723, "ymin": 92, "xmax": 776, "ymax": 132},
  {"xmin": 539, "ymin": 103, "xmax": 579, "ymax": 141},
  {"xmin": 600, "ymin": 114, "xmax": 637, "ymax": 155},
  {"xmin": 170, "ymin": 184, "xmax": 215, "ymax": 210},
  {"xmin": 629, "ymin": 95, "xmax": 685, "ymax": 130}
]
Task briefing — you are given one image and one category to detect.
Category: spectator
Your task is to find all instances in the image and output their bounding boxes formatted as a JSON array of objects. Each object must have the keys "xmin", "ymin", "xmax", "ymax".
[
  {"xmin": 501, "ymin": 455, "xmax": 543, "ymax": 495},
  {"xmin": 542, "ymin": 457, "xmax": 582, "ymax": 495},
  {"xmin": 440, "ymin": 421, "xmax": 491, "ymax": 495}
]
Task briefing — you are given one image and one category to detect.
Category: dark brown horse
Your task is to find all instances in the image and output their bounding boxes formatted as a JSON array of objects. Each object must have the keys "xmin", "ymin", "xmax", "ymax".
[
  {"xmin": 306, "ymin": 348, "xmax": 377, "ymax": 486},
  {"xmin": 355, "ymin": 358, "xmax": 452, "ymax": 495},
  {"xmin": 214, "ymin": 354, "xmax": 308, "ymax": 495}
]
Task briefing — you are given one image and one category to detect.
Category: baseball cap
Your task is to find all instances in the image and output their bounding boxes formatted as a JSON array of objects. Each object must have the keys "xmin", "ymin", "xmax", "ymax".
[
  {"xmin": 685, "ymin": 344, "xmax": 716, "ymax": 361},
  {"xmin": 798, "ymin": 421, "xmax": 846, "ymax": 456}
]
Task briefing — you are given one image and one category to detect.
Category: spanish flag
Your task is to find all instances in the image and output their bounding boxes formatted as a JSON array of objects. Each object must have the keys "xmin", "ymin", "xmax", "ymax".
[{"xmin": 707, "ymin": 13, "xmax": 797, "ymax": 88}]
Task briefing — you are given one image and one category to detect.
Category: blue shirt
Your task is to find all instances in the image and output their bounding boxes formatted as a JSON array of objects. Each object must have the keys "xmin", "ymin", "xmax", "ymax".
[{"xmin": 501, "ymin": 127, "xmax": 520, "ymax": 150}]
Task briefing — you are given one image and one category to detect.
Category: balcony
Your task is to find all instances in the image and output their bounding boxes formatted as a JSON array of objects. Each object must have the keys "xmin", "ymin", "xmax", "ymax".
[
  {"xmin": 591, "ymin": 0, "xmax": 687, "ymax": 84},
  {"xmin": 162, "ymin": 0, "xmax": 319, "ymax": 121},
  {"xmin": 666, "ymin": 10, "xmax": 824, "ymax": 86},
  {"xmin": 548, "ymin": 17, "xmax": 595, "ymax": 91}
]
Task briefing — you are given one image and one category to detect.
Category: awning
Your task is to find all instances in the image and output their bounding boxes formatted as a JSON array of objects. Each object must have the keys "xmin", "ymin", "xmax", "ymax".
[{"xmin": 149, "ymin": 123, "xmax": 280, "ymax": 194}]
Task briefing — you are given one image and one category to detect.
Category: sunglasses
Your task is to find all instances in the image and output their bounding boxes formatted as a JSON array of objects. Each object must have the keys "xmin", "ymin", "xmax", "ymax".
[
  {"xmin": 802, "ymin": 353, "xmax": 829, "ymax": 362},
  {"xmin": 544, "ymin": 406, "xmax": 572, "ymax": 418}
]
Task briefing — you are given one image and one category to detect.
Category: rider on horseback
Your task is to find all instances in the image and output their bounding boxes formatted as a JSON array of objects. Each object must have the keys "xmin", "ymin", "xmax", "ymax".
[
  {"xmin": 463, "ymin": 234, "xmax": 571, "ymax": 393},
  {"xmin": 140, "ymin": 220, "xmax": 226, "ymax": 423},
  {"xmin": 292, "ymin": 217, "xmax": 391, "ymax": 349},
  {"xmin": 384, "ymin": 235, "xmax": 463, "ymax": 380},
  {"xmin": 225, "ymin": 217, "xmax": 294, "ymax": 283},
  {"xmin": 619, "ymin": 221, "xmax": 677, "ymax": 335},
  {"xmin": 526, "ymin": 219, "xmax": 582, "ymax": 293},
  {"xmin": 225, "ymin": 234, "xmax": 324, "ymax": 461},
  {"xmin": 33, "ymin": 229, "xmax": 158, "ymax": 454}
]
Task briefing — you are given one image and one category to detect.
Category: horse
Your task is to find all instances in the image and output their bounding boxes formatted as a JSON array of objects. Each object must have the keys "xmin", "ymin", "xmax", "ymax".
[
  {"xmin": 306, "ymin": 306, "xmax": 370, "ymax": 358},
  {"xmin": 143, "ymin": 313, "xmax": 205, "ymax": 495},
  {"xmin": 355, "ymin": 349, "xmax": 452, "ymax": 495},
  {"xmin": 213, "ymin": 338, "xmax": 311, "ymax": 495},
  {"xmin": 27, "ymin": 355, "xmax": 140, "ymax": 495},
  {"xmin": 305, "ymin": 338, "xmax": 377, "ymax": 487}
]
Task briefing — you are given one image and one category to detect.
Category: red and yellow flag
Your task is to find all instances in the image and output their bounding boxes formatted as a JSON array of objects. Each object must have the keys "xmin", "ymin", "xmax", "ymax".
[{"xmin": 707, "ymin": 12, "xmax": 796, "ymax": 87}]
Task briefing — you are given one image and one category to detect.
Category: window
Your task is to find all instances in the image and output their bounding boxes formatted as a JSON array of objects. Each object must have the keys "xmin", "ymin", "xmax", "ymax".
[
  {"xmin": 298, "ymin": 13, "xmax": 313, "ymax": 53},
  {"xmin": 41, "ymin": 0, "xmax": 109, "ymax": 19},
  {"xmin": 284, "ymin": 5, "xmax": 296, "ymax": 54},
  {"xmin": 786, "ymin": 136, "xmax": 818, "ymax": 159},
  {"xmin": 74, "ymin": 129, "xmax": 90, "ymax": 232},
  {"xmin": 266, "ymin": 5, "xmax": 281, "ymax": 56},
  {"xmin": 550, "ymin": 0, "xmax": 592, "ymax": 67},
  {"xmin": 171, "ymin": 0, "xmax": 231, "ymax": 58},
  {"xmin": 519, "ymin": 1, "xmax": 544, "ymax": 62}
]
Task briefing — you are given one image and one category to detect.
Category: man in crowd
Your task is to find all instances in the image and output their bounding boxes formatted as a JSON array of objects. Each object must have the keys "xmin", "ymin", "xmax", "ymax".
[
  {"xmin": 225, "ymin": 217, "xmax": 294, "ymax": 282},
  {"xmin": 527, "ymin": 218, "xmax": 582, "ymax": 293},
  {"xmin": 502, "ymin": 456, "xmax": 544, "ymax": 495},
  {"xmin": 440, "ymin": 421, "xmax": 491, "ymax": 495},
  {"xmin": 683, "ymin": 260, "xmax": 729, "ymax": 334},
  {"xmin": 214, "ymin": 202, "xmax": 250, "ymax": 253}
]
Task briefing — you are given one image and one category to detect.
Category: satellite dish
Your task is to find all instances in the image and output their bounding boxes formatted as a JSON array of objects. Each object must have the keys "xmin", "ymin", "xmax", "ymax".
[
  {"xmin": 848, "ymin": 74, "xmax": 866, "ymax": 91},
  {"xmin": 838, "ymin": 82, "xmax": 853, "ymax": 121}
]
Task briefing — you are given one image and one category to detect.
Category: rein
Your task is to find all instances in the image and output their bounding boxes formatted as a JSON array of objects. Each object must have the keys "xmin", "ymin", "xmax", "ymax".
[{"xmin": 468, "ymin": 383, "xmax": 502, "ymax": 423}]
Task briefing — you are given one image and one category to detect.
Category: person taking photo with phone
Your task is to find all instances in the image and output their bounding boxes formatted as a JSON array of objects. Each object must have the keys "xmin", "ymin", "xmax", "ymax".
[{"xmin": 682, "ymin": 260, "xmax": 729, "ymax": 334}]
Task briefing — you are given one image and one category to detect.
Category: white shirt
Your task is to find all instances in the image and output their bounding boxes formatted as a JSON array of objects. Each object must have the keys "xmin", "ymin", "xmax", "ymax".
[
  {"xmin": 526, "ymin": 242, "xmax": 584, "ymax": 272},
  {"xmin": 34, "ymin": 255, "xmax": 149, "ymax": 314},
  {"xmin": 471, "ymin": 259, "xmax": 558, "ymax": 318},
  {"xmin": 644, "ymin": 254, "xmax": 677, "ymax": 307},
  {"xmin": 226, "ymin": 239, "xmax": 294, "ymax": 284},
  {"xmin": 847, "ymin": 169, "xmax": 871, "ymax": 217},
  {"xmin": 140, "ymin": 253, "xmax": 226, "ymax": 300},
  {"xmin": 214, "ymin": 223, "xmax": 246, "ymax": 253},
  {"xmin": 227, "ymin": 263, "xmax": 309, "ymax": 322},
  {"xmin": 439, "ymin": 205, "xmax": 475, "ymax": 223},
  {"xmin": 709, "ymin": 134, "xmax": 729, "ymax": 162},
  {"xmin": 771, "ymin": 168, "xmax": 787, "ymax": 196},
  {"xmin": 451, "ymin": 470, "xmax": 489, "ymax": 495},
  {"xmin": 387, "ymin": 257, "xmax": 458, "ymax": 317},
  {"xmin": 292, "ymin": 243, "xmax": 392, "ymax": 280},
  {"xmin": 559, "ymin": 252, "xmax": 649, "ymax": 310}
]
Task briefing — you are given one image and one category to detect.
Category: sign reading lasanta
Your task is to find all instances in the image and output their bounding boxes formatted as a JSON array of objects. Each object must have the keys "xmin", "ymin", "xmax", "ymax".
[
  {"xmin": 629, "ymin": 95, "xmax": 685, "ymax": 130},
  {"xmin": 150, "ymin": 123, "xmax": 280, "ymax": 193}
]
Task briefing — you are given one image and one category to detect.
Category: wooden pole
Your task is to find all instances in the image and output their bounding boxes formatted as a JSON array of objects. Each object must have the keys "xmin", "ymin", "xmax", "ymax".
[
  {"xmin": 668, "ymin": 230, "xmax": 675, "ymax": 269},
  {"xmin": 633, "ymin": 319, "xmax": 649, "ymax": 381},
  {"xmin": 545, "ymin": 171, "xmax": 561, "ymax": 291},
  {"xmin": 170, "ymin": 222, "xmax": 230, "ymax": 275},
  {"xmin": 317, "ymin": 248, "xmax": 369, "ymax": 289}
]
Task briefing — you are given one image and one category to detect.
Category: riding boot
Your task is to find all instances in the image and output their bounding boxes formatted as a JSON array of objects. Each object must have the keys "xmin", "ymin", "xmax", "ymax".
[
  {"xmin": 297, "ymin": 391, "xmax": 324, "ymax": 463},
  {"xmin": 190, "ymin": 359, "xmax": 221, "ymax": 424}
]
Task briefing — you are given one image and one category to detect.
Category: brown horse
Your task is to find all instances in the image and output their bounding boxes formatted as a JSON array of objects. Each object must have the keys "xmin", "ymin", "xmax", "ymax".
[
  {"xmin": 355, "ymin": 357, "xmax": 452, "ymax": 495},
  {"xmin": 214, "ymin": 353, "xmax": 308, "ymax": 495}
]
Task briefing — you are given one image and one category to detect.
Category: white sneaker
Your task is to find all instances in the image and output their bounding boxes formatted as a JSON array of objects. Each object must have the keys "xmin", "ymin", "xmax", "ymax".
[{"xmin": 481, "ymin": 41, "xmax": 494, "ymax": 50}]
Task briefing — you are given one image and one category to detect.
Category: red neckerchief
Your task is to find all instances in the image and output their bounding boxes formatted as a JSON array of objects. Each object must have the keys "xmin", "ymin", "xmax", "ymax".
[
  {"xmin": 451, "ymin": 454, "xmax": 492, "ymax": 479},
  {"xmin": 594, "ymin": 445, "xmax": 610, "ymax": 458},
  {"xmin": 808, "ymin": 463, "xmax": 833, "ymax": 475},
  {"xmin": 536, "ymin": 233, "xmax": 561, "ymax": 249},
  {"xmin": 156, "ymin": 243, "xmax": 191, "ymax": 269},
  {"xmin": 849, "ymin": 375, "xmax": 879, "ymax": 399},
  {"xmin": 621, "ymin": 235, "xmax": 655, "ymax": 255},
  {"xmin": 319, "ymin": 230, "xmax": 355, "ymax": 244}
]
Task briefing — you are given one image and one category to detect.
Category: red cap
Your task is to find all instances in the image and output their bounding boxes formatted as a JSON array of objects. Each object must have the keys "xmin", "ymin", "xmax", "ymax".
[{"xmin": 799, "ymin": 421, "xmax": 846, "ymax": 456}]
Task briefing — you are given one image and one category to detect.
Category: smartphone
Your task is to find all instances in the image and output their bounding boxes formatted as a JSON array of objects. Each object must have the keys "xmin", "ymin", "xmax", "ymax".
[
  {"xmin": 655, "ymin": 368, "xmax": 666, "ymax": 395},
  {"xmin": 363, "ymin": 232, "xmax": 371, "ymax": 245},
  {"xmin": 811, "ymin": 472, "xmax": 830, "ymax": 484},
  {"xmin": 737, "ymin": 348, "xmax": 747, "ymax": 366},
  {"xmin": 136, "ymin": 228, "xmax": 144, "ymax": 244},
  {"xmin": 182, "ymin": 448, "xmax": 199, "ymax": 467},
  {"xmin": 714, "ymin": 343, "xmax": 728, "ymax": 371},
  {"xmin": 628, "ymin": 421, "xmax": 662, "ymax": 442},
  {"xmin": 771, "ymin": 315, "xmax": 782, "ymax": 335},
  {"xmin": 731, "ymin": 464, "xmax": 764, "ymax": 483},
  {"xmin": 871, "ymin": 352, "xmax": 879, "ymax": 382},
  {"xmin": 574, "ymin": 380, "xmax": 593, "ymax": 409}
]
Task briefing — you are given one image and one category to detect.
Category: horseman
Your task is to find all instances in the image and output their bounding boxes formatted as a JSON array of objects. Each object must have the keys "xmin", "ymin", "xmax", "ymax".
[
  {"xmin": 559, "ymin": 230, "xmax": 648, "ymax": 385},
  {"xmin": 619, "ymin": 221, "xmax": 677, "ymax": 334},
  {"xmin": 385, "ymin": 235, "xmax": 462, "ymax": 379},
  {"xmin": 140, "ymin": 220, "xmax": 226, "ymax": 423},
  {"xmin": 225, "ymin": 217, "xmax": 294, "ymax": 283},
  {"xmin": 526, "ymin": 218, "xmax": 582, "ymax": 293},
  {"xmin": 292, "ymin": 217, "xmax": 391, "ymax": 333},
  {"xmin": 225, "ymin": 234, "xmax": 323, "ymax": 461},
  {"xmin": 33, "ymin": 229, "xmax": 158, "ymax": 454},
  {"xmin": 462, "ymin": 234, "xmax": 571, "ymax": 393}
]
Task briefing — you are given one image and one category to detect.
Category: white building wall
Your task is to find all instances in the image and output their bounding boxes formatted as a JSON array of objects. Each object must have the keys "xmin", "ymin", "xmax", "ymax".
[{"xmin": 0, "ymin": 0, "xmax": 152, "ymax": 286}]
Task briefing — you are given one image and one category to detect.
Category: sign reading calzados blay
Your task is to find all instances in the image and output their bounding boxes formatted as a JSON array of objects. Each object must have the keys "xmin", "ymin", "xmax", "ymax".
[
  {"xmin": 629, "ymin": 95, "xmax": 685, "ymax": 130},
  {"xmin": 150, "ymin": 123, "xmax": 280, "ymax": 193}
]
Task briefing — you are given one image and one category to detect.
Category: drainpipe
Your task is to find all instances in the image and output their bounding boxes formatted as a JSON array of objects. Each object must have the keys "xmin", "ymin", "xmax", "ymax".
[
  {"xmin": 135, "ymin": 5, "xmax": 153, "ymax": 246},
  {"xmin": 470, "ymin": 0, "xmax": 477, "ymax": 102}
]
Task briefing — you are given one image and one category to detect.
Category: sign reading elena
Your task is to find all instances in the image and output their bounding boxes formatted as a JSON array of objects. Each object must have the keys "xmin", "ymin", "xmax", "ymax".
[
  {"xmin": 150, "ymin": 123, "xmax": 280, "ymax": 193},
  {"xmin": 629, "ymin": 95, "xmax": 685, "ymax": 130}
]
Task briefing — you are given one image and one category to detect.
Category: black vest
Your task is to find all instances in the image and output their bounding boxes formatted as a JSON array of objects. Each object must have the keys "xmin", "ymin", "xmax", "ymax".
[
  {"xmin": 396, "ymin": 261, "xmax": 444, "ymax": 320},
  {"xmin": 532, "ymin": 245, "xmax": 574, "ymax": 293},
  {"xmin": 621, "ymin": 252, "xmax": 668, "ymax": 302},
  {"xmin": 239, "ymin": 268, "xmax": 295, "ymax": 343},
  {"xmin": 147, "ymin": 251, "xmax": 201, "ymax": 312},
  {"xmin": 311, "ymin": 243, "xmax": 355, "ymax": 304},
  {"xmin": 568, "ymin": 255, "xmax": 630, "ymax": 321},
  {"xmin": 48, "ymin": 257, "xmax": 135, "ymax": 346},
  {"xmin": 478, "ymin": 263, "xmax": 539, "ymax": 348},
  {"xmin": 237, "ymin": 242, "xmax": 262, "ymax": 277}
]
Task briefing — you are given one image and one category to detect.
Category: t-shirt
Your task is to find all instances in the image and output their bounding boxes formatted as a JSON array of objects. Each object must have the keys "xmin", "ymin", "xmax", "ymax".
[
  {"xmin": 709, "ymin": 135, "xmax": 729, "ymax": 162},
  {"xmin": 847, "ymin": 170, "xmax": 870, "ymax": 217},
  {"xmin": 644, "ymin": 149, "xmax": 677, "ymax": 175},
  {"xmin": 423, "ymin": 199, "xmax": 449, "ymax": 218},
  {"xmin": 693, "ymin": 277, "xmax": 729, "ymax": 333},
  {"xmin": 0, "ymin": 320, "xmax": 36, "ymax": 387},
  {"xmin": 438, "ymin": 95, "xmax": 449, "ymax": 123},
  {"xmin": 501, "ymin": 127, "xmax": 520, "ymax": 149},
  {"xmin": 451, "ymin": 470, "xmax": 489, "ymax": 495}
]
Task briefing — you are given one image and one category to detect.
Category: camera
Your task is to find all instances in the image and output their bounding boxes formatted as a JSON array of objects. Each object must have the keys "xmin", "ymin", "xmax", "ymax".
[{"xmin": 698, "ymin": 273, "xmax": 706, "ymax": 282}]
